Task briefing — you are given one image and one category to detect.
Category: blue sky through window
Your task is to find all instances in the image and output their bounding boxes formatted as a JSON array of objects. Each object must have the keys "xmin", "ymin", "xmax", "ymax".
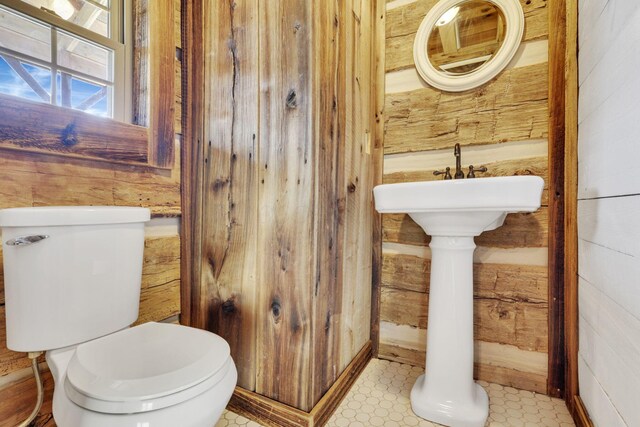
[
  {"xmin": 0, "ymin": 56, "xmax": 50, "ymax": 102},
  {"xmin": 0, "ymin": 55, "xmax": 109, "ymax": 117}
]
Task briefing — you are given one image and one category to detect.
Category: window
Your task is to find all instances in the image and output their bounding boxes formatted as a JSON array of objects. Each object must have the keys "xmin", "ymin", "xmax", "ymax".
[
  {"xmin": 0, "ymin": 0, "xmax": 130, "ymax": 120},
  {"xmin": 0, "ymin": 0, "xmax": 174, "ymax": 169}
]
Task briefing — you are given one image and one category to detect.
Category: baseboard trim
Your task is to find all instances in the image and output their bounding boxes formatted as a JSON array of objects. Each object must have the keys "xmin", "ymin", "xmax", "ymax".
[
  {"xmin": 572, "ymin": 395, "xmax": 594, "ymax": 427},
  {"xmin": 229, "ymin": 341, "xmax": 373, "ymax": 427}
]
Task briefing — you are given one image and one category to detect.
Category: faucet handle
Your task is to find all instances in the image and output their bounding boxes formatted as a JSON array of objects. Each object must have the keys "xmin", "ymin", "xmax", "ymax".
[
  {"xmin": 434, "ymin": 167, "xmax": 452, "ymax": 180},
  {"xmin": 467, "ymin": 165, "xmax": 487, "ymax": 178}
]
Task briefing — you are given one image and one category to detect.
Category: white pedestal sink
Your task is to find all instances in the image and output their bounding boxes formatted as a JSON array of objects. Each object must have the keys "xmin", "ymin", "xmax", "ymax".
[{"xmin": 374, "ymin": 176, "xmax": 544, "ymax": 427}]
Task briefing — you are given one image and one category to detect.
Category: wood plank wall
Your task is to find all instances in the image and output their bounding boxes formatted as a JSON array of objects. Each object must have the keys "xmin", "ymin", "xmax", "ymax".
[
  {"xmin": 196, "ymin": 0, "xmax": 377, "ymax": 412},
  {"xmin": 577, "ymin": 1, "xmax": 640, "ymax": 425},
  {"xmin": 0, "ymin": 1, "xmax": 183, "ymax": 424},
  {"xmin": 379, "ymin": 0, "xmax": 550, "ymax": 393}
]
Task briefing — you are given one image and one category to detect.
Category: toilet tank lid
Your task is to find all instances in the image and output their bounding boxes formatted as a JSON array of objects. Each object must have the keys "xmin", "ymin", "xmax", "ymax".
[{"xmin": 0, "ymin": 206, "xmax": 150, "ymax": 227}]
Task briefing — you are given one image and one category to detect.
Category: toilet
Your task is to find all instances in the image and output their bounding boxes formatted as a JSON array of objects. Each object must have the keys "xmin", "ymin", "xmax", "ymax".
[{"xmin": 0, "ymin": 206, "xmax": 237, "ymax": 427}]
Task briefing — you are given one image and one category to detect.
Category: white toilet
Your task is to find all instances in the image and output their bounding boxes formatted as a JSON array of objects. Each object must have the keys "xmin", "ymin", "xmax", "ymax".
[{"xmin": 0, "ymin": 206, "xmax": 237, "ymax": 427}]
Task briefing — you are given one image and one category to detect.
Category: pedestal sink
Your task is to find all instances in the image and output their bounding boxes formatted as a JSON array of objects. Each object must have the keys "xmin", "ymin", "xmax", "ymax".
[{"xmin": 374, "ymin": 176, "xmax": 544, "ymax": 427}]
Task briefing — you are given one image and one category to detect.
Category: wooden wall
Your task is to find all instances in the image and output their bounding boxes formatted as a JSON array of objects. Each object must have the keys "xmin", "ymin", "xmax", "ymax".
[
  {"xmin": 379, "ymin": 0, "xmax": 550, "ymax": 393},
  {"xmin": 193, "ymin": 0, "xmax": 377, "ymax": 412},
  {"xmin": 0, "ymin": 1, "xmax": 183, "ymax": 425},
  {"xmin": 577, "ymin": 1, "xmax": 640, "ymax": 425}
]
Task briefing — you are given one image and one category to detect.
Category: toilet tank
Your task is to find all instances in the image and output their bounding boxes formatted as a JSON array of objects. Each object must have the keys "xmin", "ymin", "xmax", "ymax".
[{"xmin": 0, "ymin": 207, "xmax": 150, "ymax": 352}]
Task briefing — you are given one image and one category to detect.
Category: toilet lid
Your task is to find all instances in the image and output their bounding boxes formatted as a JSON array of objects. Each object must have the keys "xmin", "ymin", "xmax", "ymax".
[{"xmin": 65, "ymin": 322, "xmax": 232, "ymax": 413}]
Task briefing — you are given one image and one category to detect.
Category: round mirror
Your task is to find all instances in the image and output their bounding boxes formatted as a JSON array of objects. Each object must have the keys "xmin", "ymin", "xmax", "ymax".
[{"xmin": 414, "ymin": 0, "xmax": 524, "ymax": 92}]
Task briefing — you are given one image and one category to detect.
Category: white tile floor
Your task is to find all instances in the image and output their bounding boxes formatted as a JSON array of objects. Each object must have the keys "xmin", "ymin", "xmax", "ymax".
[{"xmin": 216, "ymin": 358, "xmax": 575, "ymax": 427}]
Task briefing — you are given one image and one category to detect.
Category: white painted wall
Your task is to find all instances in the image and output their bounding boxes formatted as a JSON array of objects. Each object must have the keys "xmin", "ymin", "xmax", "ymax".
[{"xmin": 578, "ymin": 2, "xmax": 640, "ymax": 426}]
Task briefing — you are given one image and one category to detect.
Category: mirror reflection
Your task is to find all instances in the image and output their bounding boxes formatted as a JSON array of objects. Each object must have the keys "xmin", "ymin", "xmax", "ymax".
[{"xmin": 427, "ymin": 0, "xmax": 506, "ymax": 75}]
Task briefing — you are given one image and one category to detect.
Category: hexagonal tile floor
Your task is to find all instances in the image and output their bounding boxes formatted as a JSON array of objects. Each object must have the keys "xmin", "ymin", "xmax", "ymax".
[{"xmin": 215, "ymin": 358, "xmax": 575, "ymax": 427}]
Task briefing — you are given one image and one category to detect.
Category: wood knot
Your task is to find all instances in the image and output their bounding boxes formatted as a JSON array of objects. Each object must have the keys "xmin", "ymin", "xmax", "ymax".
[
  {"xmin": 271, "ymin": 299, "xmax": 281, "ymax": 320},
  {"xmin": 347, "ymin": 182, "xmax": 356, "ymax": 193},
  {"xmin": 212, "ymin": 178, "xmax": 229, "ymax": 191},
  {"xmin": 61, "ymin": 122, "xmax": 78, "ymax": 147},
  {"xmin": 293, "ymin": 21, "xmax": 302, "ymax": 33},
  {"xmin": 286, "ymin": 90, "xmax": 298, "ymax": 108},
  {"xmin": 221, "ymin": 298, "xmax": 236, "ymax": 314}
]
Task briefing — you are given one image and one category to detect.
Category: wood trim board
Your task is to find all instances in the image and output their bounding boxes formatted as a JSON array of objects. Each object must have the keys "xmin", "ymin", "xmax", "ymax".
[
  {"xmin": 573, "ymin": 396, "xmax": 595, "ymax": 427},
  {"xmin": 548, "ymin": 0, "xmax": 579, "ymax": 409},
  {"xmin": 370, "ymin": 0, "xmax": 386, "ymax": 358},
  {"xmin": 547, "ymin": 0, "xmax": 568, "ymax": 400},
  {"xmin": 560, "ymin": 0, "xmax": 579, "ymax": 417},
  {"xmin": 179, "ymin": 0, "xmax": 204, "ymax": 327}
]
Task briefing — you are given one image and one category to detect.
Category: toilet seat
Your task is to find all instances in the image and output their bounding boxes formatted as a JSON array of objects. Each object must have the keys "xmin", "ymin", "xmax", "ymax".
[{"xmin": 64, "ymin": 322, "xmax": 231, "ymax": 414}]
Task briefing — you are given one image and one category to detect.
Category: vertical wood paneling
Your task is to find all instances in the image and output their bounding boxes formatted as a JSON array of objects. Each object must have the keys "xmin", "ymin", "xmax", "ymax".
[
  {"xmin": 310, "ymin": 0, "xmax": 345, "ymax": 404},
  {"xmin": 335, "ymin": 0, "xmax": 375, "ymax": 375},
  {"xmin": 315, "ymin": 0, "xmax": 342, "ymax": 400},
  {"xmin": 350, "ymin": 0, "xmax": 375, "ymax": 364},
  {"xmin": 200, "ymin": 0, "xmax": 259, "ymax": 391},
  {"xmin": 255, "ymin": 0, "xmax": 315, "ymax": 410},
  {"xmin": 190, "ymin": 0, "xmax": 379, "ymax": 414}
]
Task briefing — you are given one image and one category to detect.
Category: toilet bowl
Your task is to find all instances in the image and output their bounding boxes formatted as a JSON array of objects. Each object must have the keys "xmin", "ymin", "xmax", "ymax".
[
  {"xmin": 0, "ymin": 206, "xmax": 238, "ymax": 427},
  {"xmin": 46, "ymin": 322, "xmax": 237, "ymax": 427}
]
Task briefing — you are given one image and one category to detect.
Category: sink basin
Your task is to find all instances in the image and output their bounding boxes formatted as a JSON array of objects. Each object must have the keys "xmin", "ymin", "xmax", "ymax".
[
  {"xmin": 374, "ymin": 176, "xmax": 544, "ymax": 427},
  {"xmin": 374, "ymin": 176, "xmax": 544, "ymax": 236}
]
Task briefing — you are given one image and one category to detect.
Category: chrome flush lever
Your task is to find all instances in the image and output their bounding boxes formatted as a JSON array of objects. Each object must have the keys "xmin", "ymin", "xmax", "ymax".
[{"xmin": 5, "ymin": 235, "xmax": 50, "ymax": 246}]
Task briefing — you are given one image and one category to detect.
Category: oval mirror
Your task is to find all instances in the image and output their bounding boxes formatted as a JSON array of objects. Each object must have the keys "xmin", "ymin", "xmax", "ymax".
[{"xmin": 414, "ymin": 0, "xmax": 524, "ymax": 92}]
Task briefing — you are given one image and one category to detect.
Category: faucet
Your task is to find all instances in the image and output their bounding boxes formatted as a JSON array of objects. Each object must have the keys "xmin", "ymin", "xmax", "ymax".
[
  {"xmin": 433, "ymin": 143, "xmax": 487, "ymax": 180},
  {"xmin": 454, "ymin": 143, "xmax": 464, "ymax": 179}
]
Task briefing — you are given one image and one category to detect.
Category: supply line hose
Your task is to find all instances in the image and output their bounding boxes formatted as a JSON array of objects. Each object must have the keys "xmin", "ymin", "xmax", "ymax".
[{"xmin": 17, "ymin": 352, "xmax": 44, "ymax": 427}]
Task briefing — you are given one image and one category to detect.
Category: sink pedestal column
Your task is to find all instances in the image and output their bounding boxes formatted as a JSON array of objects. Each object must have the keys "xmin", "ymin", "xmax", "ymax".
[{"xmin": 410, "ymin": 235, "xmax": 488, "ymax": 427}]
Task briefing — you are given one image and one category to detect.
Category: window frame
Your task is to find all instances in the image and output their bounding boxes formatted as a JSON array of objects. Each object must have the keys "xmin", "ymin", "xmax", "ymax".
[{"xmin": 0, "ymin": 0, "xmax": 175, "ymax": 169}]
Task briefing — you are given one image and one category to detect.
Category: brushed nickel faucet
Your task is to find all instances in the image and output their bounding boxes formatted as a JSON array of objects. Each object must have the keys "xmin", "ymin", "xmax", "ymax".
[{"xmin": 433, "ymin": 143, "xmax": 488, "ymax": 180}]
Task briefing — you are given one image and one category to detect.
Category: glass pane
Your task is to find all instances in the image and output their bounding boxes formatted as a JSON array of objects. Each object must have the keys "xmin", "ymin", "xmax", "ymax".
[
  {"xmin": 0, "ymin": 6, "xmax": 51, "ymax": 62},
  {"xmin": 56, "ymin": 71, "xmax": 110, "ymax": 117},
  {"xmin": 57, "ymin": 31, "xmax": 111, "ymax": 81},
  {"xmin": 20, "ymin": 0, "xmax": 110, "ymax": 37},
  {"xmin": 0, "ymin": 55, "xmax": 51, "ymax": 103}
]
